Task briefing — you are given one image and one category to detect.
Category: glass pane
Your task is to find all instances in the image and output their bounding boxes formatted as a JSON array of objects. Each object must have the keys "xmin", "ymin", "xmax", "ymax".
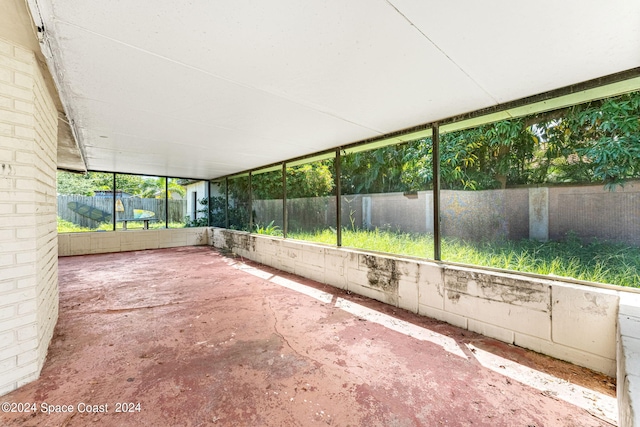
[
  {"xmin": 440, "ymin": 90, "xmax": 640, "ymax": 287},
  {"xmin": 286, "ymin": 156, "xmax": 336, "ymax": 244},
  {"xmin": 210, "ymin": 180, "xmax": 227, "ymax": 228},
  {"xmin": 252, "ymin": 169, "xmax": 284, "ymax": 236},
  {"xmin": 57, "ymin": 171, "xmax": 114, "ymax": 232},
  {"xmin": 115, "ymin": 174, "xmax": 167, "ymax": 229},
  {"xmin": 177, "ymin": 179, "xmax": 207, "ymax": 228},
  {"xmin": 340, "ymin": 140, "xmax": 434, "ymax": 259},
  {"xmin": 228, "ymin": 175, "xmax": 250, "ymax": 231}
]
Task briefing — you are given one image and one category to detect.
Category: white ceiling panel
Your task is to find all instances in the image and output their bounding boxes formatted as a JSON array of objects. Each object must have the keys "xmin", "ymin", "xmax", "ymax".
[
  {"xmin": 29, "ymin": 0, "xmax": 640, "ymax": 179},
  {"xmin": 392, "ymin": 0, "xmax": 640, "ymax": 102}
]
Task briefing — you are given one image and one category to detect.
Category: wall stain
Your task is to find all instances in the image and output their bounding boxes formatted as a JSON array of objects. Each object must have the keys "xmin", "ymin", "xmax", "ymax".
[
  {"xmin": 447, "ymin": 291, "xmax": 461, "ymax": 303},
  {"xmin": 362, "ymin": 255, "xmax": 399, "ymax": 293},
  {"xmin": 583, "ymin": 293, "xmax": 609, "ymax": 317},
  {"xmin": 444, "ymin": 268, "xmax": 549, "ymax": 311}
]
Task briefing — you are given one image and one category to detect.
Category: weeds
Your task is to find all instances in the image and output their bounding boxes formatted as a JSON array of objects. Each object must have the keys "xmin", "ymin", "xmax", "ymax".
[{"xmin": 290, "ymin": 228, "xmax": 640, "ymax": 288}]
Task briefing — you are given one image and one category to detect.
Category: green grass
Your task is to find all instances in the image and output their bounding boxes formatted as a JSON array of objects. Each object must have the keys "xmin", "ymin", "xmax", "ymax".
[
  {"xmin": 57, "ymin": 217, "xmax": 187, "ymax": 233},
  {"xmin": 289, "ymin": 228, "xmax": 640, "ymax": 288}
]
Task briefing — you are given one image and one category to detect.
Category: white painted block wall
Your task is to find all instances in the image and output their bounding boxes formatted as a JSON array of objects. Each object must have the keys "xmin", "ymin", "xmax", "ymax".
[
  {"xmin": 0, "ymin": 36, "xmax": 59, "ymax": 396},
  {"xmin": 58, "ymin": 227, "xmax": 209, "ymax": 256},
  {"xmin": 210, "ymin": 228, "xmax": 621, "ymax": 377}
]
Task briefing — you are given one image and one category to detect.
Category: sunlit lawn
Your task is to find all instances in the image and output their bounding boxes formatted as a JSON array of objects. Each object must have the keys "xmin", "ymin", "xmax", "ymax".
[
  {"xmin": 288, "ymin": 228, "xmax": 640, "ymax": 288},
  {"xmin": 57, "ymin": 217, "xmax": 186, "ymax": 232}
]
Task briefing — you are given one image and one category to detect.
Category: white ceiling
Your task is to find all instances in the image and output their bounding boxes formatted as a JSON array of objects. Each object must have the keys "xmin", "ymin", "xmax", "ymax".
[{"xmin": 29, "ymin": 0, "xmax": 640, "ymax": 180}]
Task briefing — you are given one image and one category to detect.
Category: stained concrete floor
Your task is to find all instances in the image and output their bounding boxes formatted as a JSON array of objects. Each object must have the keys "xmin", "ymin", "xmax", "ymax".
[{"xmin": 2, "ymin": 246, "xmax": 617, "ymax": 427}]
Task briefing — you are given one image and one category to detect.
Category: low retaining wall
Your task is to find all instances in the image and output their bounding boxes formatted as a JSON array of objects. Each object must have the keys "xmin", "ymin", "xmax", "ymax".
[
  {"xmin": 618, "ymin": 293, "xmax": 640, "ymax": 426},
  {"xmin": 58, "ymin": 227, "xmax": 208, "ymax": 256},
  {"xmin": 209, "ymin": 228, "xmax": 621, "ymax": 377}
]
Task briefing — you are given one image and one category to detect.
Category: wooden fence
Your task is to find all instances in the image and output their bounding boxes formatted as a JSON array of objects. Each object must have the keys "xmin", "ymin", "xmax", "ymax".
[{"xmin": 58, "ymin": 195, "xmax": 186, "ymax": 229}]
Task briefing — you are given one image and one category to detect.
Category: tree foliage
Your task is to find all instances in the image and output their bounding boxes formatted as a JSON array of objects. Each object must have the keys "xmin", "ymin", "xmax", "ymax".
[
  {"xmin": 57, "ymin": 172, "xmax": 187, "ymax": 197},
  {"xmin": 339, "ymin": 91, "xmax": 640, "ymax": 193}
]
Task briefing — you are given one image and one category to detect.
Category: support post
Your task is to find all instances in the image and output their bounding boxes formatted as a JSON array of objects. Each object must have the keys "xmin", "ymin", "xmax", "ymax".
[
  {"xmin": 335, "ymin": 149, "xmax": 342, "ymax": 247},
  {"xmin": 282, "ymin": 163, "xmax": 288, "ymax": 238},
  {"xmin": 433, "ymin": 123, "xmax": 441, "ymax": 261}
]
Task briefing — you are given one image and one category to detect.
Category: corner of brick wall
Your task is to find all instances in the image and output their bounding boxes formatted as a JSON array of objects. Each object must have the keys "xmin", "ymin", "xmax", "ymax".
[{"xmin": 0, "ymin": 36, "xmax": 59, "ymax": 396}]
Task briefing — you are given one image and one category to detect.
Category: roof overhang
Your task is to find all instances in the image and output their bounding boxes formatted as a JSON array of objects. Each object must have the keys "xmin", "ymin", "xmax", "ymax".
[{"xmin": 25, "ymin": 0, "xmax": 640, "ymax": 179}]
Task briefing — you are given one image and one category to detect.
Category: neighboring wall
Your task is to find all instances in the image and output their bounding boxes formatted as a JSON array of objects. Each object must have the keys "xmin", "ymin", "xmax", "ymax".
[
  {"xmin": 210, "ymin": 228, "xmax": 622, "ymax": 378},
  {"xmin": 0, "ymin": 36, "xmax": 59, "ymax": 395},
  {"xmin": 550, "ymin": 182, "xmax": 640, "ymax": 246},
  {"xmin": 58, "ymin": 227, "xmax": 208, "ymax": 256},
  {"xmin": 254, "ymin": 182, "xmax": 640, "ymax": 245}
]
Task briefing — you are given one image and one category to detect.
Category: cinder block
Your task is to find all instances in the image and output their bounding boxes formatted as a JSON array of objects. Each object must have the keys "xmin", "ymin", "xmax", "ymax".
[
  {"xmin": 0, "ymin": 356, "xmax": 16, "ymax": 374},
  {"xmin": 346, "ymin": 266, "xmax": 369, "ymax": 289},
  {"xmin": 14, "ymin": 367, "xmax": 39, "ymax": 388},
  {"xmin": 0, "ymin": 254, "xmax": 13, "ymax": 267},
  {"xmin": 620, "ymin": 335, "xmax": 640, "ymax": 377},
  {"xmin": 0, "ymin": 331, "xmax": 15, "ymax": 349},
  {"xmin": 0, "ymin": 67, "xmax": 10, "ymax": 83},
  {"xmin": 12, "ymin": 46, "xmax": 34, "ymax": 63},
  {"xmin": 17, "ymin": 300, "xmax": 36, "ymax": 315},
  {"xmin": 16, "ymin": 323, "xmax": 37, "ymax": 341},
  {"xmin": 13, "ymin": 125, "xmax": 34, "ymax": 139},
  {"xmin": 16, "ymin": 277, "xmax": 35, "ymax": 288},
  {"xmin": 445, "ymin": 289, "xmax": 551, "ymax": 340},
  {"xmin": 0, "ymin": 228, "xmax": 16, "ymax": 241},
  {"xmin": 551, "ymin": 284, "xmax": 618, "ymax": 360},
  {"xmin": 301, "ymin": 245, "xmax": 325, "ymax": 268},
  {"xmin": 16, "ymin": 349, "xmax": 37, "ymax": 366},
  {"xmin": 348, "ymin": 280, "xmax": 397, "ymax": 307},
  {"xmin": 0, "ymin": 56, "xmax": 32, "ymax": 77},
  {"xmin": 13, "ymin": 71, "xmax": 33, "ymax": 89},
  {"xmin": 398, "ymin": 277, "xmax": 418, "ymax": 313},
  {"xmin": 620, "ymin": 292, "xmax": 640, "ymax": 318},
  {"xmin": 468, "ymin": 319, "xmax": 515, "ymax": 344},
  {"xmin": 16, "ymin": 227, "xmax": 36, "ymax": 239},
  {"xmin": 418, "ymin": 305, "xmax": 468, "ymax": 329},
  {"xmin": 0, "ymin": 305, "xmax": 15, "ymax": 321},
  {"xmin": 4, "ymin": 361, "xmax": 38, "ymax": 386},
  {"xmin": 15, "ymin": 150, "xmax": 35, "ymax": 166},
  {"xmin": 0, "ymin": 279, "xmax": 16, "ymax": 293},
  {"xmin": 281, "ymin": 241, "xmax": 302, "ymax": 260},
  {"xmin": 417, "ymin": 263, "xmax": 444, "ymax": 310},
  {"xmin": 0, "ymin": 338, "xmax": 35, "ymax": 362},
  {"xmin": 0, "ymin": 38, "xmax": 12, "ymax": 55},
  {"xmin": 0, "ymin": 264, "xmax": 34, "ymax": 279},
  {"xmin": 295, "ymin": 262, "xmax": 324, "ymax": 284},
  {"xmin": 443, "ymin": 266, "xmax": 550, "ymax": 312},
  {"xmin": 620, "ymin": 315, "xmax": 640, "ymax": 339},
  {"xmin": 68, "ymin": 234, "xmax": 91, "ymax": 254},
  {"xmin": 515, "ymin": 332, "xmax": 616, "ymax": 377},
  {"xmin": 95, "ymin": 234, "xmax": 121, "ymax": 252},
  {"xmin": 15, "ymin": 252, "xmax": 35, "ymax": 264},
  {"xmin": 0, "ymin": 121, "xmax": 12, "ymax": 135}
]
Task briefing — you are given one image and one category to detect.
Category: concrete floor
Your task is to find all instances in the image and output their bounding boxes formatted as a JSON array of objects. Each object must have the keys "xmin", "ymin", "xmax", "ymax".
[{"xmin": 1, "ymin": 246, "xmax": 617, "ymax": 427}]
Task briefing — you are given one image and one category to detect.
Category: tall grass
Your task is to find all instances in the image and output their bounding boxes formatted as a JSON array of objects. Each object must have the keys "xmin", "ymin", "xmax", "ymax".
[{"xmin": 289, "ymin": 228, "xmax": 640, "ymax": 288}]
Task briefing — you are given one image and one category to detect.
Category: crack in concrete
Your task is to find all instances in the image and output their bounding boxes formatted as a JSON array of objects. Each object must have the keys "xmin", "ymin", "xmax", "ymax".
[
  {"xmin": 266, "ymin": 300, "xmax": 305, "ymax": 361},
  {"xmin": 83, "ymin": 302, "xmax": 182, "ymax": 314}
]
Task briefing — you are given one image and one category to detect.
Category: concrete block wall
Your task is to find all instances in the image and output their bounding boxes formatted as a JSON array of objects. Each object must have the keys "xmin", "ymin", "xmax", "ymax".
[
  {"xmin": 0, "ymin": 36, "xmax": 59, "ymax": 396},
  {"xmin": 210, "ymin": 228, "xmax": 621, "ymax": 378},
  {"xmin": 618, "ymin": 292, "xmax": 640, "ymax": 427},
  {"xmin": 58, "ymin": 227, "xmax": 209, "ymax": 256}
]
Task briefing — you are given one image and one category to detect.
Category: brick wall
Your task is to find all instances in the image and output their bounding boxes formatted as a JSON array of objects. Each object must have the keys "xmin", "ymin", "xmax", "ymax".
[{"xmin": 0, "ymin": 36, "xmax": 58, "ymax": 396}]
